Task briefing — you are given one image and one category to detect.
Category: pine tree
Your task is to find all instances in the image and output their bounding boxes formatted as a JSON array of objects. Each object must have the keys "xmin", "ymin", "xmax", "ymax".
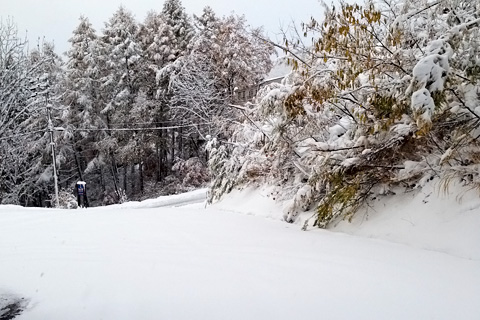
[
  {"xmin": 96, "ymin": 6, "xmax": 143, "ymax": 199},
  {"xmin": 100, "ymin": 6, "xmax": 142, "ymax": 122},
  {"xmin": 151, "ymin": 0, "xmax": 195, "ymax": 180},
  {"xmin": 64, "ymin": 16, "xmax": 103, "ymax": 186},
  {"xmin": 136, "ymin": 11, "xmax": 174, "ymax": 182},
  {"xmin": 193, "ymin": 13, "xmax": 274, "ymax": 99},
  {"xmin": 161, "ymin": 0, "xmax": 195, "ymax": 61}
]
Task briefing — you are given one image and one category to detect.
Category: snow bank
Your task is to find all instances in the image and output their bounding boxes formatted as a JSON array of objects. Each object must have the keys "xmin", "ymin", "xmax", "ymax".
[
  {"xmin": 213, "ymin": 180, "xmax": 480, "ymax": 260},
  {"xmin": 112, "ymin": 188, "xmax": 208, "ymax": 209},
  {"xmin": 333, "ymin": 180, "xmax": 480, "ymax": 260},
  {"xmin": 209, "ymin": 186, "xmax": 283, "ymax": 219}
]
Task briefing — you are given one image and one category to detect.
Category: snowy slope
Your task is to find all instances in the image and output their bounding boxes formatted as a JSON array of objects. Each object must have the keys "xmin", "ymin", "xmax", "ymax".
[
  {"xmin": 211, "ymin": 180, "xmax": 480, "ymax": 260},
  {"xmin": 0, "ymin": 184, "xmax": 479, "ymax": 319},
  {"xmin": 109, "ymin": 188, "xmax": 208, "ymax": 209},
  {"xmin": 333, "ymin": 180, "xmax": 480, "ymax": 260}
]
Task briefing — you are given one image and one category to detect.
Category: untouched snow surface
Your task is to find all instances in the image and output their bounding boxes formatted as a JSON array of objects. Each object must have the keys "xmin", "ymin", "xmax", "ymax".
[{"xmin": 1, "ymin": 183, "xmax": 480, "ymax": 320}]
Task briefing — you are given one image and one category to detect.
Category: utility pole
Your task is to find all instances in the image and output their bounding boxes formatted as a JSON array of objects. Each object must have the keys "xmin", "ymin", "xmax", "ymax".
[
  {"xmin": 46, "ymin": 94, "xmax": 60, "ymax": 208},
  {"xmin": 31, "ymin": 73, "xmax": 61, "ymax": 208}
]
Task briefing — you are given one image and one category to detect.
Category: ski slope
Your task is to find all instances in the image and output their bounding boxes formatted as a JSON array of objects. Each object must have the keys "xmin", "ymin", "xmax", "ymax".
[{"xmin": 0, "ymin": 186, "xmax": 479, "ymax": 320}]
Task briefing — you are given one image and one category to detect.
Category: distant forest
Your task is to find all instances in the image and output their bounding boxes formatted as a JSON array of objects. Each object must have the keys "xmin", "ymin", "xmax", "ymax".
[{"xmin": 0, "ymin": 0, "xmax": 274, "ymax": 207}]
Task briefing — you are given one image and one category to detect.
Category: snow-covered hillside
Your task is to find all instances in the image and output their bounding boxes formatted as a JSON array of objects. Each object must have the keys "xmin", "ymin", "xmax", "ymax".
[
  {"xmin": 1, "ymin": 183, "xmax": 479, "ymax": 320},
  {"xmin": 212, "ymin": 180, "xmax": 480, "ymax": 260}
]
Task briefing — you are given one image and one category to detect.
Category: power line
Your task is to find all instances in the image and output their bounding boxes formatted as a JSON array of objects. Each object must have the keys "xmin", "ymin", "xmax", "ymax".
[
  {"xmin": 73, "ymin": 122, "xmax": 212, "ymax": 132},
  {"xmin": 0, "ymin": 122, "xmax": 213, "ymax": 141},
  {"xmin": 107, "ymin": 120, "xmax": 196, "ymax": 126},
  {"xmin": 0, "ymin": 129, "xmax": 47, "ymax": 141}
]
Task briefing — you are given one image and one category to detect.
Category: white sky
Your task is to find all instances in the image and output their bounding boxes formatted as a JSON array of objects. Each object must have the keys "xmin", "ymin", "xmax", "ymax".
[{"xmin": 1, "ymin": 0, "xmax": 323, "ymax": 55}]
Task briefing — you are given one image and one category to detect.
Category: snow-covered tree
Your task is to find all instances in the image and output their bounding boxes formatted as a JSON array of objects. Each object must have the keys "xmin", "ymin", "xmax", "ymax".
[
  {"xmin": 192, "ymin": 6, "xmax": 219, "ymax": 51},
  {"xmin": 0, "ymin": 3, "xmax": 299, "ymax": 206},
  {"xmin": 159, "ymin": 7, "xmax": 275, "ymax": 186},
  {"xmin": 0, "ymin": 19, "xmax": 35, "ymax": 203},
  {"xmin": 96, "ymin": 6, "xmax": 143, "ymax": 198},
  {"xmin": 27, "ymin": 41, "xmax": 65, "ymax": 205},
  {"xmin": 64, "ymin": 16, "xmax": 100, "ymax": 131},
  {"xmin": 161, "ymin": 0, "xmax": 195, "ymax": 61},
  {"xmin": 100, "ymin": 6, "xmax": 142, "ymax": 124},
  {"xmin": 167, "ymin": 53, "xmax": 225, "ymax": 152},
  {"xmin": 136, "ymin": 10, "xmax": 176, "ymax": 182},
  {"xmin": 0, "ymin": 30, "xmax": 65, "ymax": 205},
  {"xmin": 0, "ymin": 19, "xmax": 31, "ymax": 140},
  {"xmin": 142, "ymin": 0, "xmax": 196, "ymax": 181},
  {"xmin": 61, "ymin": 16, "xmax": 122, "ymax": 205},
  {"xmin": 208, "ymin": 0, "xmax": 480, "ymax": 228},
  {"xmin": 64, "ymin": 16, "xmax": 103, "ymax": 181},
  {"xmin": 137, "ymin": 11, "xmax": 171, "ymax": 91},
  {"xmin": 191, "ymin": 11, "xmax": 275, "ymax": 99}
]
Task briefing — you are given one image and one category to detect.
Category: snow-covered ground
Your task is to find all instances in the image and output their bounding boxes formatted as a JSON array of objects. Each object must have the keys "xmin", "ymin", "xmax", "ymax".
[
  {"xmin": 213, "ymin": 180, "xmax": 480, "ymax": 260},
  {"xmin": 1, "ymin": 181, "xmax": 479, "ymax": 320}
]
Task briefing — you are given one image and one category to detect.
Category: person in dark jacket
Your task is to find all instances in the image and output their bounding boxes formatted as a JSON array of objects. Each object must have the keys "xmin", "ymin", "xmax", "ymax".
[{"xmin": 75, "ymin": 181, "xmax": 88, "ymax": 208}]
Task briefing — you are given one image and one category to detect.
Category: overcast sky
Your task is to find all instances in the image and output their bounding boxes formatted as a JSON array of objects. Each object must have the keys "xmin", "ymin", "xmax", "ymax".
[{"xmin": 2, "ymin": 0, "xmax": 323, "ymax": 55}]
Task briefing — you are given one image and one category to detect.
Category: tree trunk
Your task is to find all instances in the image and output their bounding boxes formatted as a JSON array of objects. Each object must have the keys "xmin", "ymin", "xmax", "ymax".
[
  {"xmin": 139, "ymin": 161, "xmax": 144, "ymax": 194},
  {"xmin": 156, "ymin": 137, "xmax": 162, "ymax": 182},
  {"xmin": 171, "ymin": 129, "xmax": 175, "ymax": 165},
  {"xmin": 178, "ymin": 127, "xmax": 184, "ymax": 159},
  {"xmin": 110, "ymin": 153, "xmax": 120, "ymax": 199},
  {"xmin": 100, "ymin": 167, "xmax": 106, "ymax": 192},
  {"xmin": 130, "ymin": 164, "xmax": 135, "ymax": 195},
  {"xmin": 74, "ymin": 147, "xmax": 84, "ymax": 182},
  {"xmin": 123, "ymin": 165, "xmax": 128, "ymax": 196}
]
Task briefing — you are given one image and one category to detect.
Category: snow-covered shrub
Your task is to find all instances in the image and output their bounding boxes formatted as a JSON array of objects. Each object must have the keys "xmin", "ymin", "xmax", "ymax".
[
  {"xmin": 51, "ymin": 189, "xmax": 78, "ymax": 209},
  {"xmin": 206, "ymin": 138, "xmax": 238, "ymax": 203},
  {"xmin": 209, "ymin": 0, "xmax": 480, "ymax": 228},
  {"xmin": 206, "ymin": 114, "xmax": 273, "ymax": 203},
  {"xmin": 102, "ymin": 188, "xmax": 127, "ymax": 206},
  {"xmin": 159, "ymin": 175, "xmax": 183, "ymax": 195},
  {"xmin": 172, "ymin": 157, "xmax": 209, "ymax": 188}
]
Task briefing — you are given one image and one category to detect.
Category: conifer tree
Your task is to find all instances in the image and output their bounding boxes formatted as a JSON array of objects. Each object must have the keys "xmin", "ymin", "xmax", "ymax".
[
  {"xmin": 161, "ymin": 0, "xmax": 195, "ymax": 61},
  {"xmin": 64, "ymin": 16, "xmax": 103, "ymax": 185},
  {"xmin": 154, "ymin": 0, "xmax": 195, "ymax": 178},
  {"xmin": 136, "ymin": 11, "xmax": 175, "ymax": 182},
  {"xmin": 96, "ymin": 6, "xmax": 143, "ymax": 199}
]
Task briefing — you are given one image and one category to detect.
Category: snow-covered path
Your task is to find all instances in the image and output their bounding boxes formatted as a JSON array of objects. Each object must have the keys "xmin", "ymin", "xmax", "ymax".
[{"xmin": 1, "ymin": 203, "xmax": 479, "ymax": 320}]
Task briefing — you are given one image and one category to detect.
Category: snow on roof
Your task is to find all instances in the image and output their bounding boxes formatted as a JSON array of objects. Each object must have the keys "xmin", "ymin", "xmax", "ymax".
[{"xmin": 263, "ymin": 56, "xmax": 291, "ymax": 82}]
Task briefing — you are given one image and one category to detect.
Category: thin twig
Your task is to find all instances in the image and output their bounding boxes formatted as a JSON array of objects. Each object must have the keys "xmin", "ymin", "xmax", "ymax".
[
  {"xmin": 251, "ymin": 32, "xmax": 311, "ymax": 68},
  {"xmin": 448, "ymin": 88, "xmax": 480, "ymax": 121}
]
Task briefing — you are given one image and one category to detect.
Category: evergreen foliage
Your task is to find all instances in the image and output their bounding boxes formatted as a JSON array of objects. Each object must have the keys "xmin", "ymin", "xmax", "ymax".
[{"xmin": 0, "ymin": 1, "xmax": 274, "ymax": 206}]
